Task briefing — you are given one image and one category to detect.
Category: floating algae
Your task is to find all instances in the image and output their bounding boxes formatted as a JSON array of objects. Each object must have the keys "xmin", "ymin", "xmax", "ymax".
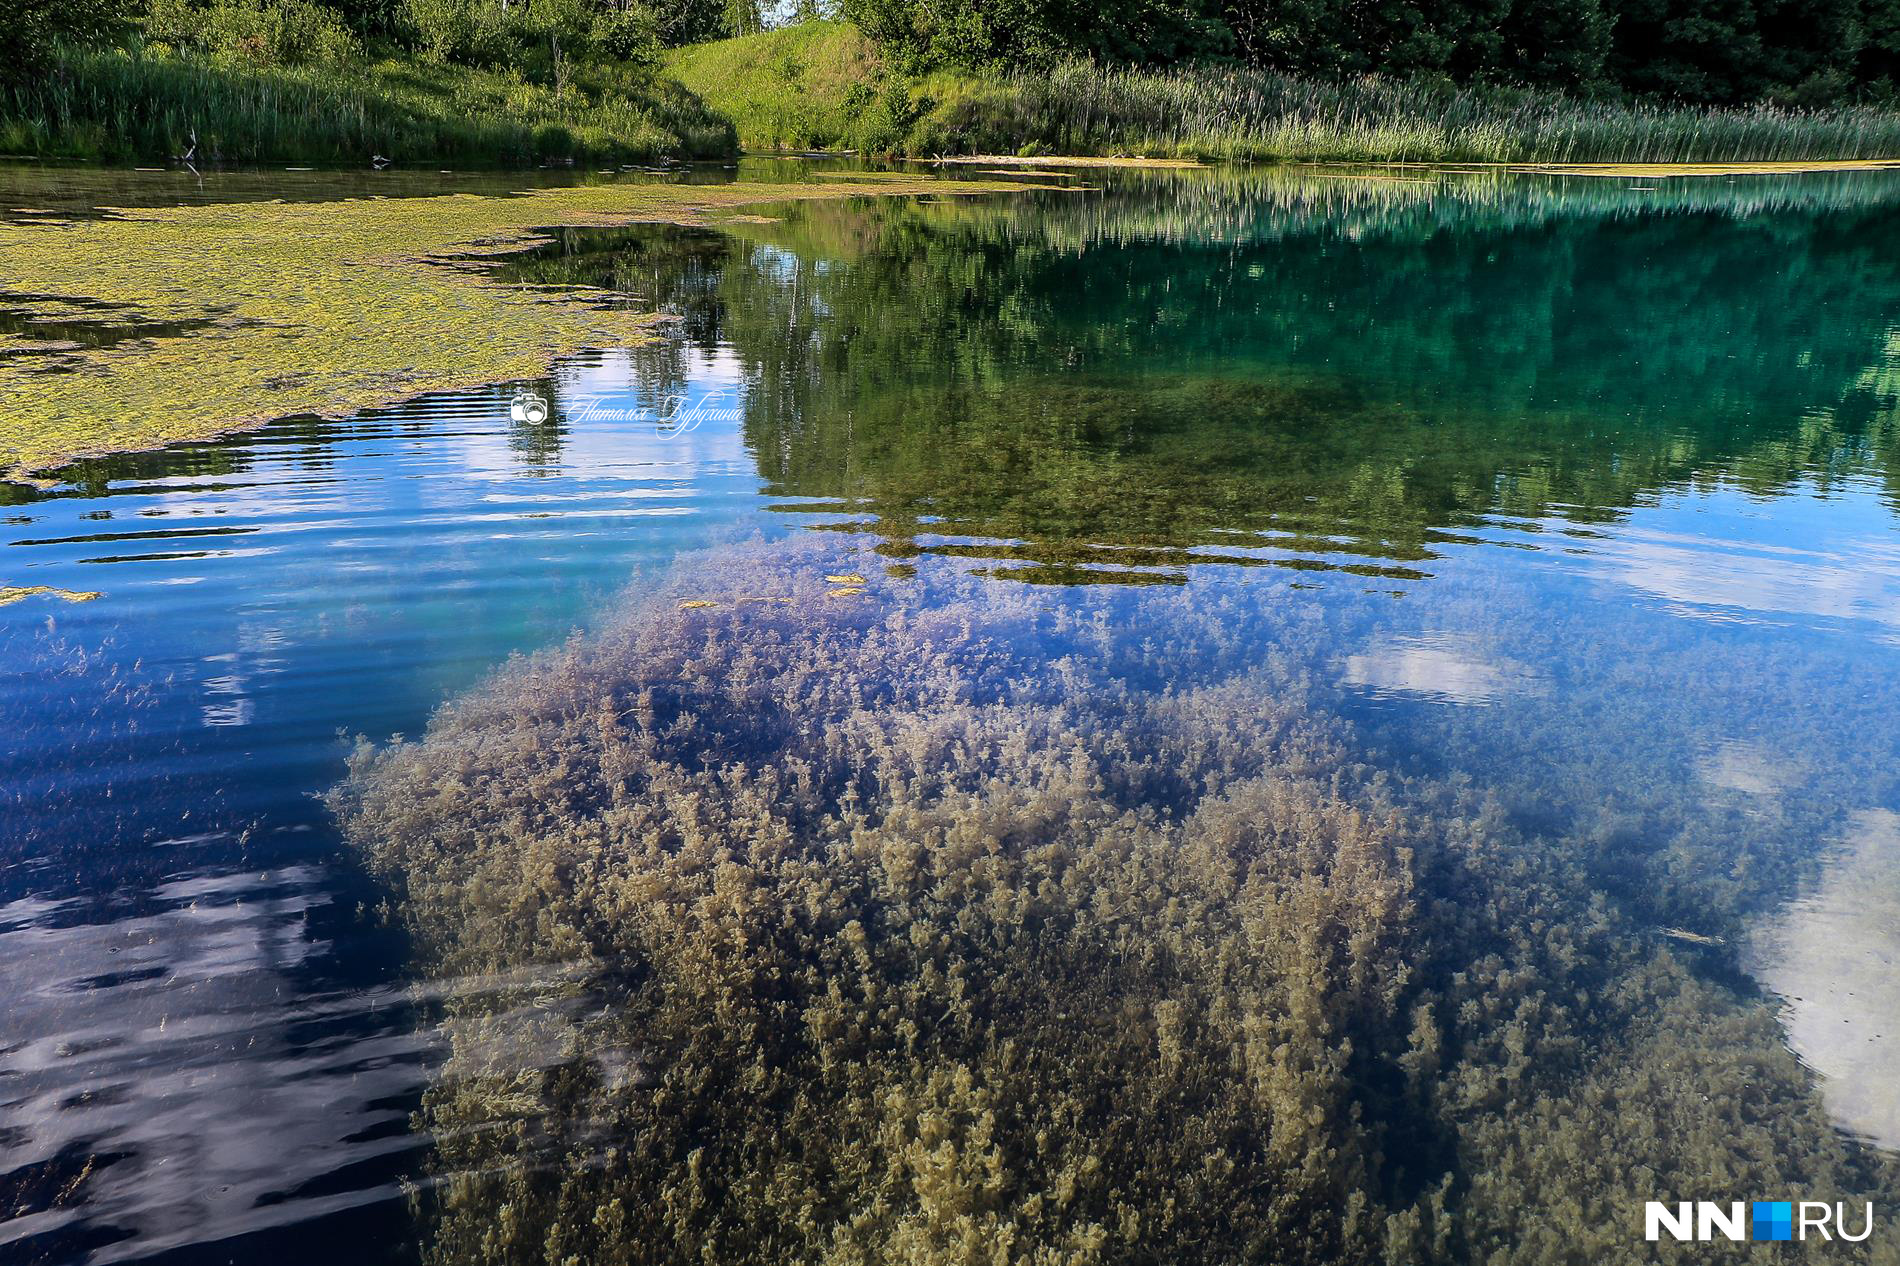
[
  {"xmin": 332, "ymin": 539, "xmax": 1898, "ymax": 1266},
  {"xmin": 0, "ymin": 584, "xmax": 101, "ymax": 606},
  {"xmin": 0, "ymin": 172, "xmax": 1029, "ymax": 478}
]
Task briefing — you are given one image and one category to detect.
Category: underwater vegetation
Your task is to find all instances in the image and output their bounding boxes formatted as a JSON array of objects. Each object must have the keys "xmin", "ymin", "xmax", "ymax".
[
  {"xmin": 333, "ymin": 538, "xmax": 1900, "ymax": 1266},
  {"xmin": 0, "ymin": 172, "xmax": 1024, "ymax": 479}
]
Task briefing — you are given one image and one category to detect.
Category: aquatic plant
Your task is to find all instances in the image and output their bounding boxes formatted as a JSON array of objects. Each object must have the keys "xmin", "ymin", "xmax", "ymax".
[
  {"xmin": 0, "ymin": 584, "xmax": 101, "ymax": 605},
  {"xmin": 0, "ymin": 171, "xmax": 1025, "ymax": 478},
  {"xmin": 334, "ymin": 545, "xmax": 1430, "ymax": 1262},
  {"xmin": 917, "ymin": 62, "xmax": 1900, "ymax": 164},
  {"xmin": 333, "ymin": 539, "xmax": 1898, "ymax": 1265}
]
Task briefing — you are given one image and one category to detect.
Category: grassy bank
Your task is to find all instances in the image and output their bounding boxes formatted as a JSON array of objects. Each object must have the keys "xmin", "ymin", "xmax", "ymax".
[
  {"xmin": 666, "ymin": 21, "xmax": 1900, "ymax": 162},
  {"xmin": 2, "ymin": 44, "xmax": 736, "ymax": 164},
  {"xmin": 0, "ymin": 171, "xmax": 1022, "ymax": 477}
]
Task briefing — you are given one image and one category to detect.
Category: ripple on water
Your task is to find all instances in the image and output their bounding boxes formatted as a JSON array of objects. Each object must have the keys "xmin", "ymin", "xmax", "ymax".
[{"xmin": 0, "ymin": 863, "xmax": 432, "ymax": 1263}]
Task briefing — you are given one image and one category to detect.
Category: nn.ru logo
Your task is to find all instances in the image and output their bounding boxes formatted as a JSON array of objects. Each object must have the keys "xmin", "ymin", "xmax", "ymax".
[{"xmin": 1645, "ymin": 1201, "xmax": 1874, "ymax": 1243}]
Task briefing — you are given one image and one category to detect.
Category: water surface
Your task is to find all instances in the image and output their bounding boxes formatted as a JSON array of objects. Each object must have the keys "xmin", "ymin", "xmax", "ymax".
[{"xmin": 4, "ymin": 161, "xmax": 1900, "ymax": 1263}]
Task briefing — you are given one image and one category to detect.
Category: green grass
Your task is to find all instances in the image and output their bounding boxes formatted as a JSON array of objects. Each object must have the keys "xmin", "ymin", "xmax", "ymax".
[
  {"xmin": 3, "ymin": 44, "xmax": 737, "ymax": 164},
  {"xmin": 663, "ymin": 20, "xmax": 887, "ymax": 152},
  {"xmin": 666, "ymin": 22, "xmax": 1900, "ymax": 162}
]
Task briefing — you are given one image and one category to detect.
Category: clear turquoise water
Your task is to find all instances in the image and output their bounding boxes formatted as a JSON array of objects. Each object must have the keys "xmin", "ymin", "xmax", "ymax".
[{"xmin": 3, "ymin": 162, "xmax": 1899, "ymax": 1263}]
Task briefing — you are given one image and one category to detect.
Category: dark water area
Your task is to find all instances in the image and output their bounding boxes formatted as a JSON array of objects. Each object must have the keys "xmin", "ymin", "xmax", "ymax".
[{"xmin": 3, "ymin": 162, "xmax": 1900, "ymax": 1264}]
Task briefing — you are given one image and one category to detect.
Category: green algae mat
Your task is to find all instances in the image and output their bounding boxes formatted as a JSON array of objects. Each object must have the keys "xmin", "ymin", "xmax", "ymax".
[{"xmin": 0, "ymin": 173, "xmax": 1021, "ymax": 479}]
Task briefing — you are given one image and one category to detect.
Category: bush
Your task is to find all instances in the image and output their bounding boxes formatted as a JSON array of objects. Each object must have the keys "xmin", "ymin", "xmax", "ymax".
[
  {"xmin": 4, "ymin": 41, "xmax": 734, "ymax": 161},
  {"xmin": 145, "ymin": 0, "xmax": 361, "ymax": 66},
  {"xmin": 2, "ymin": 0, "xmax": 133, "ymax": 74},
  {"xmin": 401, "ymin": 0, "xmax": 515, "ymax": 63},
  {"xmin": 590, "ymin": 5, "xmax": 661, "ymax": 69}
]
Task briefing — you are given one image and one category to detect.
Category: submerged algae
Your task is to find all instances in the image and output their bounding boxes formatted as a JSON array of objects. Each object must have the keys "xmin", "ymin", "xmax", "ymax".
[
  {"xmin": 0, "ymin": 584, "xmax": 101, "ymax": 606},
  {"xmin": 332, "ymin": 540, "xmax": 1898, "ymax": 1266},
  {"xmin": 0, "ymin": 173, "xmax": 1025, "ymax": 478},
  {"xmin": 335, "ymin": 546, "xmax": 1423, "ymax": 1263}
]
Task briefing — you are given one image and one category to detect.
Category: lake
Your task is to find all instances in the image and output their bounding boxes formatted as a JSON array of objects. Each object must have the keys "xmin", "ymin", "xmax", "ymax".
[{"xmin": 4, "ymin": 160, "xmax": 1898, "ymax": 1264}]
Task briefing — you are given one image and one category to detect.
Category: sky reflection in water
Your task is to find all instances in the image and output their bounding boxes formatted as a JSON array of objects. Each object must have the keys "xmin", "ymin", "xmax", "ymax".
[{"xmin": 2, "ymin": 162, "xmax": 1900, "ymax": 1262}]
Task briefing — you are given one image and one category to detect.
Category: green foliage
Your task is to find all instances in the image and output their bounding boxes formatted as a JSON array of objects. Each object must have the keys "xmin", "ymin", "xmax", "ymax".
[
  {"xmin": 662, "ymin": 20, "xmax": 890, "ymax": 148},
  {"xmin": 845, "ymin": 0, "xmax": 1227, "ymax": 71},
  {"xmin": 0, "ymin": 0, "xmax": 733, "ymax": 157},
  {"xmin": 591, "ymin": 4, "xmax": 662, "ymax": 67},
  {"xmin": 644, "ymin": 0, "xmax": 738, "ymax": 45},
  {"xmin": 1, "ymin": 40, "xmax": 734, "ymax": 161},
  {"xmin": 668, "ymin": 28, "xmax": 1900, "ymax": 159},
  {"xmin": 400, "ymin": 0, "xmax": 517, "ymax": 62},
  {"xmin": 843, "ymin": 77, "xmax": 926, "ymax": 151},
  {"xmin": 1604, "ymin": 0, "xmax": 1873, "ymax": 105},
  {"xmin": 803, "ymin": 0, "xmax": 1900, "ymax": 104},
  {"xmin": 145, "ymin": 0, "xmax": 362, "ymax": 66},
  {"xmin": 1, "ymin": 0, "xmax": 135, "ymax": 75}
]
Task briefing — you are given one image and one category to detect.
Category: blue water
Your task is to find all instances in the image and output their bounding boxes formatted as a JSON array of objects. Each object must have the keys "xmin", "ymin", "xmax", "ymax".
[{"xmin": 4, "ymin": 162, "xmax": 1900, "ymax": 1262}]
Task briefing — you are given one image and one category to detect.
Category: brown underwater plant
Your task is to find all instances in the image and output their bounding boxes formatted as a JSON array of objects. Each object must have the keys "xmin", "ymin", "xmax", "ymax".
[{"xmin": 333, "ymin": 541, "xmax": 1898, "ymax": 1266}]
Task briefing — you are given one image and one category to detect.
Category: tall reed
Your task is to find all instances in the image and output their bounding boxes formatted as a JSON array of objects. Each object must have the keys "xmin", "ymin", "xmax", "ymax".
[
  {"xmin": 666, "ymin": 24, "xmax": 1900, "ymax": 162},
  {"xmin": 1, "ymin": 45, "xmax": 736, "ymax": 163},
  {"xmin": 922, "ymin": 61, "xmax": 1900, "ymax": 163}
]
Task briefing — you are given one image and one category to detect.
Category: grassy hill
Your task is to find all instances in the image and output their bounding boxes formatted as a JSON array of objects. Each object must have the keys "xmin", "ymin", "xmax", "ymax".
[{"xmin": 663, "ymin": 20, "xmax": 889, "ymax": 152}]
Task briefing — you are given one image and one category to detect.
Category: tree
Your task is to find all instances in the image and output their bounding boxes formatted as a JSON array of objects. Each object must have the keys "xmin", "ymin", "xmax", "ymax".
[
  {"xmin": 843, "ymin": 0, "xmax": 1227, "ymax": 70},
  {"xmin": 642, "ymin": 0, "xmax": 732, "ymax": 45},
  {"xmin": 1498, "ymin": 0, "xmax": 1612, "ymax": 87},
  {"xmin": 1866, "ymin": 0, "xmax": 1900, "ymax": 85},
  {"xmin": 2, "ymin": 0, "xmax": 131, "ymax": 75}
]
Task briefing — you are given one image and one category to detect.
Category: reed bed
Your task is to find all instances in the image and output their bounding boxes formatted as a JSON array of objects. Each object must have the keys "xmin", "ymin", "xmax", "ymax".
[
  {"xmin": 926, "ymin": 62, "xmax": 1900, "ymax": 163},
  {"xmin": 1, "ymin": 46, "xmax": 736, "ymax": 163},
  {"xmin": 667, "ymin": 24, "xmax": 1900, "ymax": 162}
]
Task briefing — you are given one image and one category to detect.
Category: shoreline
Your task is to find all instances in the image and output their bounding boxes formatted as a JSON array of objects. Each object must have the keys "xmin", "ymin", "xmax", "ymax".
[{"xmin": 0, "ymin": 172, "xmax": 1030, "ymax": 480}]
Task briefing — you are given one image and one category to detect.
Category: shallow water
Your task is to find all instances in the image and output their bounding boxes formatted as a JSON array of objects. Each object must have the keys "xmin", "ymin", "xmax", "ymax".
[{"xmin": 3, "ymin": 161, "xmax": 1900, "ymax": 1263}]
